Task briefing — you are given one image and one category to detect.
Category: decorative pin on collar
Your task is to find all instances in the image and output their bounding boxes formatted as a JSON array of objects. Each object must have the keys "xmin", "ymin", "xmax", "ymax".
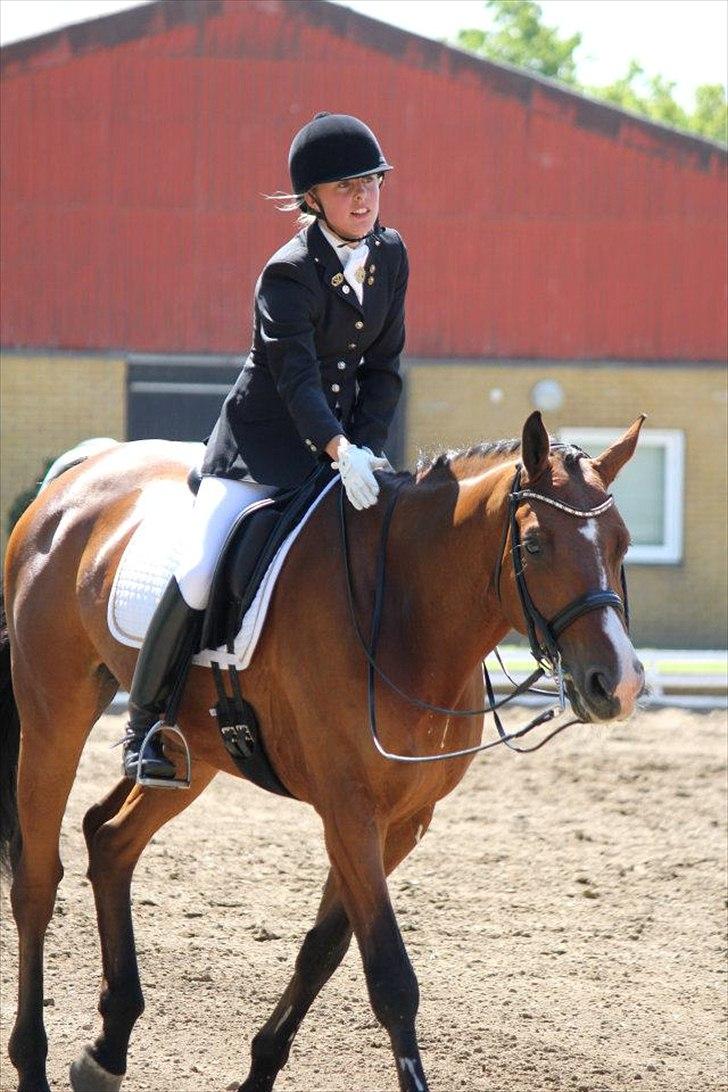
[
  {"xmin": 354, "ymin": 267, "xmax": 366, "ymax": 284},
  {"xmin": 331, "ymin": 272, "xmax": 344, "ymax": 287}
]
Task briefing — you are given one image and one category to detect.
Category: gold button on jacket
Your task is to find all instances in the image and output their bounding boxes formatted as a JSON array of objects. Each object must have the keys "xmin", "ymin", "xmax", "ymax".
[{"xmin": 201, "ymin": 220, "xmax": 409, "ymax": 489}]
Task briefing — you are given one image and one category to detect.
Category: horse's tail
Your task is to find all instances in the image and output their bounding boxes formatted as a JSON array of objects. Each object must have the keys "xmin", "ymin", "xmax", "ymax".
[{"xmin": 0, "ymin": 585, "xmax": 20, "ymax": 878}]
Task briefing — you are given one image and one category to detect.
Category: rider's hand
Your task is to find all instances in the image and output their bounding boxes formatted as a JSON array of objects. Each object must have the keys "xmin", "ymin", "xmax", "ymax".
[{"xmin": 332, "ymin": 441, "xmax": 389, "ymax": 510}]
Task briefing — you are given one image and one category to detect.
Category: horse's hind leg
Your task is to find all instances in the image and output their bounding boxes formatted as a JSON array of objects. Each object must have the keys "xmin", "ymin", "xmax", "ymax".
[
  {"xmin": 8, "ymin": 658, "xmax": 115, "ymax": 1092},
  {"xmin": 238, "ymin": 806, "xmax": 434, "ymax": 1092},
  {"xmin": 72, "ymin": 760, "xmax": 217, "ymax": 1090}
]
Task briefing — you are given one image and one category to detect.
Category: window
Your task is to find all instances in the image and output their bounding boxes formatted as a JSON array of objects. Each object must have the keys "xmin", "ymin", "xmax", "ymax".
[{"xmin": 559, "ymin": 427, "xmax": 685, "ymax": 564}]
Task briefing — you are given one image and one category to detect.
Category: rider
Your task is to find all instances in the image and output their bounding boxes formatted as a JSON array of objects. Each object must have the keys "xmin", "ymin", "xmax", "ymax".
[{"xmin": 123, "ymin": 111, "xmax": 409, "ymax": 782}]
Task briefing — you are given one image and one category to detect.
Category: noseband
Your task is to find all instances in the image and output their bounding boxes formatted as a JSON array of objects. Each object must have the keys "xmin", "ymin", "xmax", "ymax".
[
  {"xmin": 339, "ymin": 461, "xmax": 631, "ymax": 763},
  {"xmin": 495, "ymin": 464, "xmax": 629, "ymax": 675}
]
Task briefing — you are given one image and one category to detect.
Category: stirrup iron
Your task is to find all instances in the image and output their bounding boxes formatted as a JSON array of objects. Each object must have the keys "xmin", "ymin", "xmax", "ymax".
[{"xmin": 134, "ymin": 721, "xmax": 191, "ymax": 790}]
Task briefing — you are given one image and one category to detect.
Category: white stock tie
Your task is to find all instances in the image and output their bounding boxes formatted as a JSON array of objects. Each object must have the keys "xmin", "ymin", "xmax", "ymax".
[{"xmin": 342, "ymin": 242, "xmax": 369, "ymax": 304}]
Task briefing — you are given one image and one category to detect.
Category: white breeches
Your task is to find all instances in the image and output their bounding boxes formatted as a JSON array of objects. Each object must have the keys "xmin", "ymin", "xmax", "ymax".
[{"xmin": 174, "ymin": 476, "xmax": 276, "ymax": 610}]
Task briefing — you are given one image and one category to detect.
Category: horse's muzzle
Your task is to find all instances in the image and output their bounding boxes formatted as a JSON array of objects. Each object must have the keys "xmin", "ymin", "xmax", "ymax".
[{"xmin": 567, "ymin": 655, "xmax": 645, "ymax": 722}]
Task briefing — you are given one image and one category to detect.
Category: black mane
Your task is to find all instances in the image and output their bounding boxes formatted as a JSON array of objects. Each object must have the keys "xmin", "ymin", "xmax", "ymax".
[{"xmin": 416, "ymin": 437, "xmax": 587, "ymax": 481}]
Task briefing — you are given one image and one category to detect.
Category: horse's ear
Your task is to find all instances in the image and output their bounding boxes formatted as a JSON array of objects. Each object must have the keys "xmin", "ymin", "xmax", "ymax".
[
  {"xmin": 521, "ymin": 411, "xmax": 550, "ymax": 481},
  {"xmin": 591, "ymin": 414, "xmax": 647, "ymax": 486}
]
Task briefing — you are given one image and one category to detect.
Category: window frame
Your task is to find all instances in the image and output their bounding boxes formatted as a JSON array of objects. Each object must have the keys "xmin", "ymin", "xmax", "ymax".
[{"xmin": 559, "ymin": 426, "xmax": 685, "ymax": 565}]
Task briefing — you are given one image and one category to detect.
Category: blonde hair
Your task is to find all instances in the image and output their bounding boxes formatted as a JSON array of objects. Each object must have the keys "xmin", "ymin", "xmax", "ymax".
[
  {"xmin": 265, "ymin": 174, "xmax": 384, "ymax": 227},
  {"xmin": 264, "ymin": 190, "xmax": 317, "ymax": 227}
]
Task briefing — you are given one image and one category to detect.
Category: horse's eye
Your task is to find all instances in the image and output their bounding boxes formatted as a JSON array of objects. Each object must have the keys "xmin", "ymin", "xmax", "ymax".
[{"xmin": 524, "ymin": 537, "xmax": 541, "ymax": 556}]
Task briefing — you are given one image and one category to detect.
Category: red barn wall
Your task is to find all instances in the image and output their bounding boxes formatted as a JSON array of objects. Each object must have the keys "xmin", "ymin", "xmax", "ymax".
[{"xmin": 1, "ymin": 0, "xmax": 726, "ymax": 360}]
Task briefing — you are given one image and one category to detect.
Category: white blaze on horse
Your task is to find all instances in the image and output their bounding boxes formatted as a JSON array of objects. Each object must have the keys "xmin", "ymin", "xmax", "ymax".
[{"xmin": 0, "ymin": 412, "xmax": 645, "ymax": 1092}]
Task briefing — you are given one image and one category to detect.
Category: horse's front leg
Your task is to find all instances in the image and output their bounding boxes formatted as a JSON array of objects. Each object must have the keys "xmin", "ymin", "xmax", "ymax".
[
  {"xmin": 71, "ymin": 762, "xmax": 216, "ymax": 1091},
  {"xmin": 237, "ymin": 807, "xmax": 434, "ymax": 1092},
  {"xmin": 323, "ymin": 806, "xmax": 432, "ymax": 1092},
  {"xmin": 238, "ymin": 869, "xmax": 352, "ymax": 1092}
]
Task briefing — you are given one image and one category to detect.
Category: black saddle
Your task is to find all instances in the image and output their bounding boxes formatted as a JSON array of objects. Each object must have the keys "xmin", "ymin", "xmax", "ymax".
[
  {"xmin": 174, "ymin": 464, "xmax": 336, "ymax": 801},
  {"xmin": 193, "ymin": 465, "xmax": 337, "ymax": 655}
]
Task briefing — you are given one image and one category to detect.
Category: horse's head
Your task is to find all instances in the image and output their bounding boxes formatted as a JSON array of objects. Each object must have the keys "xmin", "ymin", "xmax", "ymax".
[{"xmin": 498, "ymin": 412, "xmax": 645, "ymax": 722}]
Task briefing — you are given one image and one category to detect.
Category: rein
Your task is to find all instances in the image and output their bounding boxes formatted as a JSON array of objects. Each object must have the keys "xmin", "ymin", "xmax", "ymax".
[{"xmin": 338, "ymin": 464, "xmax": 629, "ymax": 763}]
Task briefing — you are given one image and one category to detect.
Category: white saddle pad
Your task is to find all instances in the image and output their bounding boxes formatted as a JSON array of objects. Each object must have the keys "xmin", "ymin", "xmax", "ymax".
[{"xmin": 108, "ymin": 476, "xmax": 339, "ymax": 670}]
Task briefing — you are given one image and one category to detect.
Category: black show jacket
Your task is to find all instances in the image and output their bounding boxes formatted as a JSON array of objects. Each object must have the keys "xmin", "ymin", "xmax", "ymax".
[{"xmin": 201, "ymin": 220, "xmax": 408, "ymax": 488}]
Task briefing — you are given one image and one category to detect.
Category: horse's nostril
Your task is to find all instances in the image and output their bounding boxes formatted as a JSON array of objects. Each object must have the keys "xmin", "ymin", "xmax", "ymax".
[
  {"xmin": 587, "ymin": 668, "xmax": 612, "ymax": 703},
  {"xmin": 634, "ymin": 659, "xmax": 646, "ymax": 697}
]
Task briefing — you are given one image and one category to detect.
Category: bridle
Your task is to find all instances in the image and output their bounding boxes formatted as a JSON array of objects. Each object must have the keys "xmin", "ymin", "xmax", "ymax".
[
  {"xmin": 495, "ymin": 463, "xmax": 629, "ymax": 675},
  {"xmin": 340, "ymin": 462, "xmax": 630, "ymax": 762},
  {"xmin": 339, "ymin": 460, "xmax": 630, "ymax": 763}
]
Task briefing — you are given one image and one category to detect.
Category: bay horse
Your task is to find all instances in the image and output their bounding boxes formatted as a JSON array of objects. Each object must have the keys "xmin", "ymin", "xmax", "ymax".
[{"xmin": 1, "ymin": 411, "xmax": 645, "ymax": 1092}]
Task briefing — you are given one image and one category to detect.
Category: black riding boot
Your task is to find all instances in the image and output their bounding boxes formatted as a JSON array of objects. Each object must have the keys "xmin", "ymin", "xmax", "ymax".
[{"xmin": 123, "ymin": 577, "xmax": 203, "ymax": 781}]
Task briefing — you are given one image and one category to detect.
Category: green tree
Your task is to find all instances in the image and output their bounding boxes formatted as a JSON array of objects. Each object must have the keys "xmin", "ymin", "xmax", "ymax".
[
  {"xmin": 593, "ymin": 60, "xmax": 691, "ymax": 130},
  {"xmin": 458, "ymin": 0, "xmax": 582, "ymax": 85},
  {"xmin": 691, "ymin": 84, "xmax": 728, "ymax": 143},
  {"xmin": 457, "ymin": 0, "xmax": 727, "ymax": 145},
  {"xmin": 6, "ymin": 457, "xmax": 56, "ymax": 538}
]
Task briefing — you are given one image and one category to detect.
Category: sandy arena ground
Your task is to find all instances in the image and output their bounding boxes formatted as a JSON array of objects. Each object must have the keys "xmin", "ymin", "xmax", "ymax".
[{"xmin": 1, "ymin": 706, "xmax": 726, "ymax": 1092}]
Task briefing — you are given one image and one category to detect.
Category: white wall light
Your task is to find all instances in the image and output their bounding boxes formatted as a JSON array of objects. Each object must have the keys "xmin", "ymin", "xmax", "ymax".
[{"xmin": 530, "ymin": 379, "xmax": 564, "ymax": 412}]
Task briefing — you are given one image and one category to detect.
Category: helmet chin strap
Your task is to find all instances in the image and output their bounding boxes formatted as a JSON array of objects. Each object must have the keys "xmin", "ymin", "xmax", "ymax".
[{"xmin": 312, "ymin": 195, "xmax": 371, "ymax": 245}]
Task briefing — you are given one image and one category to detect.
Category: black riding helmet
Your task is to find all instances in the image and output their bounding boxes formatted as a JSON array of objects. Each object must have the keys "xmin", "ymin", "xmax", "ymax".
[{"xmin": 289, "ymin": 112, "xmax": 393, "ymax": 199}]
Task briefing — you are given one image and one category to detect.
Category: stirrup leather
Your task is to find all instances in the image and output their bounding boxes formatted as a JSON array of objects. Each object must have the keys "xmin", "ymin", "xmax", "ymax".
[{"xmin": 133, "ymin": 721, "xmax": 191, "ymax": 790}]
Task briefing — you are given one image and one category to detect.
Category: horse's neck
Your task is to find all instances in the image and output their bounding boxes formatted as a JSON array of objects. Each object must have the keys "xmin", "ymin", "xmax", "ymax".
[{"xmin": 381, "ymin": 468, "xmax": 512, "ymax": 693}]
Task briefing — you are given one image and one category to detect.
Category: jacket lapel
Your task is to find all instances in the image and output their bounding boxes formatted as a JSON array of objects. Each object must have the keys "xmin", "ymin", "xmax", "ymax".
[
  {"xmin": 362, "ymin": 241, "xmax": 386, "ymax": 320},
  {"xmin": 307, "ymin": 221, "xmax": 364, "ymax": 316}
]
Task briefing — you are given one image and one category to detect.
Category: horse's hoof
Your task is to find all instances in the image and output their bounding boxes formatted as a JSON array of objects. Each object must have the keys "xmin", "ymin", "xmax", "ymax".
[
  {"xmin": 70, "ymin": 1046, "xmax": 124, "ymax": 1091},
  {"xmin": 236, "ymin": 1074, "xmax": 276, "ymax": 1092}
]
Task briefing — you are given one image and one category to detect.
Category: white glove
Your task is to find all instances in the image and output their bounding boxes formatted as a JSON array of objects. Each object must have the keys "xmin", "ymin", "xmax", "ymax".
[{"xmin": 333, "ymin": 443, "xmax": 389, "ymax": 510}]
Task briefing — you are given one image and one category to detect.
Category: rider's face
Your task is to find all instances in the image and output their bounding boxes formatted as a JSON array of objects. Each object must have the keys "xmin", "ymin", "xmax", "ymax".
[{"xmin": 306, "ymin": 175, "xmax": 381, "ymax": 238}]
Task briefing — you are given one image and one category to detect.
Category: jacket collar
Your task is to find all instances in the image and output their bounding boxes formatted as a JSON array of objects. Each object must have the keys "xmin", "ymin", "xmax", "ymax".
[
  {"xmin": 307, "ymin": 220, "xmax": 365, "ymax": 315},
  {"xmin": 306, "ymin": 220, "xmax": 387, "ymax": 317}
]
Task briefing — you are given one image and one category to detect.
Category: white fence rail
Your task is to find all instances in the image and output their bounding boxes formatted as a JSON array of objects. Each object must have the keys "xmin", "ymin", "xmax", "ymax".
[{"xmin": 485, "ymin": 647, "xmax": 727, "ymax": 710}]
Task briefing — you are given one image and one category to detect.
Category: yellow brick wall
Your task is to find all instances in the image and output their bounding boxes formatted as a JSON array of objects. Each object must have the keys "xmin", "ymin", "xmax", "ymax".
[
  {"xmin": 406, "ymin": 362, "xmax": 727, "ymax": 648},
  {"xmin": 1, "ymin": 353, "xmax": 126, "ymax": 555},
  {"xmin": 2, "ymin": 353, "xmax": 724, "ymax": 647}
]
